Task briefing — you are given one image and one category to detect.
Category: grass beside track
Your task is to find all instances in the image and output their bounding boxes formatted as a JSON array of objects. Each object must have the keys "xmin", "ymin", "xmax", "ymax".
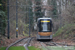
[
  {"xmin": 0, "ymin": 46, "xmax": 40, "ymax": 50},
  {"xmin": 0, "ymin": 46, "xmax": 75, "ymax": 50}
]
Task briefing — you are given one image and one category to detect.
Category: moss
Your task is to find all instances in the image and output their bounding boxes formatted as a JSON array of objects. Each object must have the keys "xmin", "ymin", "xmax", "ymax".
[
  {"xmin": 0, "ymin": 46, "xmax": 25, "ymax": 50},
  {"xmin": 28, "ymin": 46, "xmax": 41, "ymax": 50},
  {"xmin": 0, "ymin": 47, "xmax": 6, "ymax": 50},
  {"xmin": 0, "ymin": 46, "xmax": 41, "ymax": 50}
]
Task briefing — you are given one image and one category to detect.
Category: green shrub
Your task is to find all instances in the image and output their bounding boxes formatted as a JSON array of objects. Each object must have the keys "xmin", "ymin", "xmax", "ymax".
[
  {"xmin": 53, "ymin": 24, "xmax": 75, "ymax": 38},
  {"xmin": 0, "ymin": 10, "xmax": 7, "ymax": 35}
]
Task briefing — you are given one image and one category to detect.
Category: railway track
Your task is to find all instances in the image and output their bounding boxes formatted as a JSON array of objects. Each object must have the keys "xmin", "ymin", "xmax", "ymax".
[
  {"xmin": 6, "ymin": 37, "xmax": 35, "ymax": 50},
  {"xmin": 40, "ymin": 42, "xmax": 51, "ymax": 50},
  {"xmin": 6, "ymin": 37, "xmax": 74, "ymax": 50},
  {"xmin": 38, "ymin": 39, "xmax": 73, "ymax": 50}
]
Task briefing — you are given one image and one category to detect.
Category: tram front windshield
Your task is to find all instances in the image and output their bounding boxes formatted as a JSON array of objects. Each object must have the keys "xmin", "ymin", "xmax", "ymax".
[{"xmin": 39, "ymin": 22, "xmax": 51, "ymax": 32}]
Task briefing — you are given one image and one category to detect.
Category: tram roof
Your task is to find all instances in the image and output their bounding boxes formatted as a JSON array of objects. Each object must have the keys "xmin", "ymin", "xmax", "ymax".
[{"xmin": 38, "ymin": 18, "xmax": 52, "ymax": 21}]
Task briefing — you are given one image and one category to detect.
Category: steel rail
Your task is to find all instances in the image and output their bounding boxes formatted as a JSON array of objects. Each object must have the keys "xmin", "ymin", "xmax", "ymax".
[
  {"xmin": 44, "ymin": 41, "xmax": 74, "ymax": 47},
  {"xmin": 6, "ymin": 37, "xmax": 29, "ymax": 50},
  {"xmin": 25, "ymin": 37, "xmax": 35, "ymax": 50},
  {"xmin": 40, "ymin": 42, "xmax": 51, "ymax": 50},
  {"xmin": 6, "ymin": 37, "xmax": 35, "ymax": 50}
]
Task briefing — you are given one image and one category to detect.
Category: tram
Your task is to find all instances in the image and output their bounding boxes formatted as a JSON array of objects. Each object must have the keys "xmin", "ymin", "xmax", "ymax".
[{"xmin": 37, "ymin": 18, "xmax": 53, "ymax": 40}]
